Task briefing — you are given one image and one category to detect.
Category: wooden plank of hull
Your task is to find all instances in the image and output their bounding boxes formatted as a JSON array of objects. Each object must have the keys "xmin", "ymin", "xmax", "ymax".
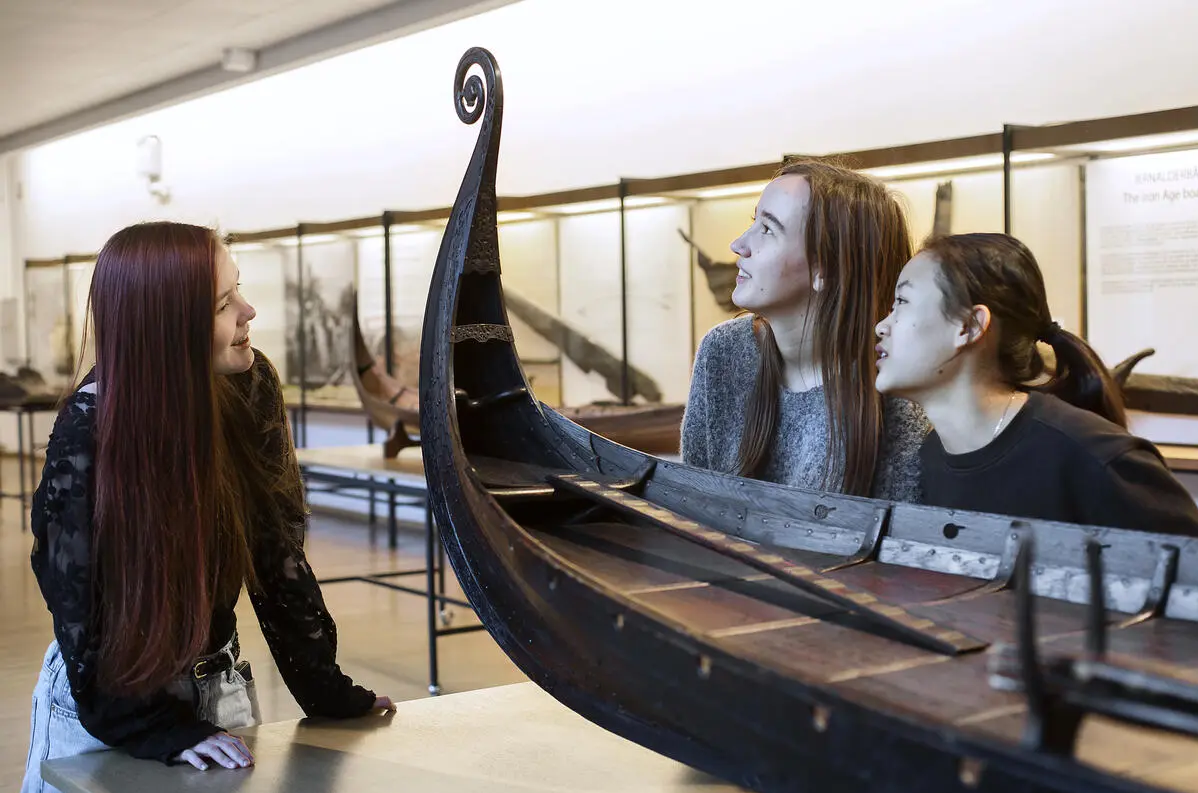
[
  {"xmin": 417, "ymin": 47, "xmax": 1198, "ymax": 793},
  {"xmin": 1034, "ymin": 620, "xmax": 1198, "ymax": 682},
  {"xmin": 533, "ymin": 518, "xmax": 983, "ymax": 610},
  {"xmin": 817, "ymin": 558, "xmax": 988, "ymax": 605},
  {"xmin": 630, "ymin": 578, "xmax": 825, "ymax": 635},
  {"xmin": 527, "ymin": 521, "xmax": 773, "ymax": 591}
]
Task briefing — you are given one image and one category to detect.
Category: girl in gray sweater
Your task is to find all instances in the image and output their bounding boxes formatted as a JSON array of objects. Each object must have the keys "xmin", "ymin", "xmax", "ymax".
[{"xmin": 681, "ymin": 160, "xmax": 928, "ymax": 502}]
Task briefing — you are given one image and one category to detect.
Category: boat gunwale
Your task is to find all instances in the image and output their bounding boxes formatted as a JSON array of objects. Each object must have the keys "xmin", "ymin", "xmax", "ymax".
[{"xmin": 543, "ymin": 408, "xmax": 1198, "ymax": 622}]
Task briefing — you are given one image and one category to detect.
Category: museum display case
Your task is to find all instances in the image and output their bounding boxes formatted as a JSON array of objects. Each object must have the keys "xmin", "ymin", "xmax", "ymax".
[{"xmin": 23, "ymin": 104, "xmax": 1198, "ymax": 446}]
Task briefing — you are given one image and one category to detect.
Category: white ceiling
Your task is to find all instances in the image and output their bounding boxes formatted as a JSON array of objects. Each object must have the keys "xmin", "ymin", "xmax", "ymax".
[{"xmin": 0, "ymin": 0, "xmax": 502, "ymax": 142}]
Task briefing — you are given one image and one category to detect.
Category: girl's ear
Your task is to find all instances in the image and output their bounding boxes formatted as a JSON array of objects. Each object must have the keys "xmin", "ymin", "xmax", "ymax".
[
  {"xmin": 955, "ymin": 304, "xmax": 992, "ymax": 350},
  {"xmin": 811, "ymin": 268, "xmax": 824, "ymax": 293}
]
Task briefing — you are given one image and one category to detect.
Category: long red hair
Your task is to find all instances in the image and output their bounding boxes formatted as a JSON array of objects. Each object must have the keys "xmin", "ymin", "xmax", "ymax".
[{"xmin": 87, "ymin": 222, "xmax": 257, "ymax": 697}]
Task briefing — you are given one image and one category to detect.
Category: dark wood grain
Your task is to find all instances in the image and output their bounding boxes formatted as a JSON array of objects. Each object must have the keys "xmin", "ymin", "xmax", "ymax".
[
  {"xmin": 818, "ymin": 561, "xmax": 987, "ymax": 605},
  {"xmin": 528, "ymin": 522, "xmax": 759, "ymax": 591},
  {"xmin": 1091, "ymin": 618, "xmax": 1198, "ymax": 669},
  {"xmin": 833, "ymin": 651, "xmax": 1012, "ymax": 723},
  {"xmin": 1031, "ymin": 619, "xmax": 1198, "ymax": 684},
  {"xmin": 717, "ymin": 620, "xmax": 938, "ymax": 684},
  {"xmin": 905, "ymin": 591, "xmax": 1091, "ymax": 645},
  {"xmin": 632, "ymin": 578, "xmax": 832, "ymax": 634}
]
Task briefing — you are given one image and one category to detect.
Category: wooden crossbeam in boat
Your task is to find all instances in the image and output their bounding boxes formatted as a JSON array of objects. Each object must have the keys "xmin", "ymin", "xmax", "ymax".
[
  {"xmin": 471, "ymin": 455, "xmax": 655, "ymax": 503},
  {"xmin": 548, "ymin": 473, "xmax": 989, "ymax": 656}
]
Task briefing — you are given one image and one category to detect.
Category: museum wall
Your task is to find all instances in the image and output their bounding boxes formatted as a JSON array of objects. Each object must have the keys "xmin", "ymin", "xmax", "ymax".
[
  {"xmin": 0, "ymin": 154, "xmax": 18, "ymax": 366},
  {"xmin": 6, "ymin": 0, "xmax": 1198, "ymax": 454},
  {"xmin": 886, "ymin": 164, "xmax": 1084, "ymax": 332},
  {"xmin": 13, "ymin": 0, "xmax": 1198, "ymax": 260}
]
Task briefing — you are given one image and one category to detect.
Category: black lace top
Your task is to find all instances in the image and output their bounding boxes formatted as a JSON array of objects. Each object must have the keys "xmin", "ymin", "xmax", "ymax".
[{"xmin": 29, "ymin": 351, "xmax": 376, "ymax": 764}]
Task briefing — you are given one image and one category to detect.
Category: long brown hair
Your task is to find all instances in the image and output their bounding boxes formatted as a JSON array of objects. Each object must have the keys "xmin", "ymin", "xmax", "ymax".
[
  {"xmin": 86, "ymin": 222, "xmax": 263, "ymax": 697},
  {"xmin": 736, "ymin": 160, "xmax": 914, "ymax": 495},
  {"xmin": 920, "ymin": 232, "xmax": 1126, "ymax": 427}
]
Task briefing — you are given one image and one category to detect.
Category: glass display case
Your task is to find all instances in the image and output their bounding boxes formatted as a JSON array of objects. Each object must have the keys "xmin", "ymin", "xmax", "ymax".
[
  {"xmin": 23, "ymin": 260, "xmax": 71, "ymax": 387},
  {"xmin": 21, "ymin": 101, "xmax": 1197, "ymax": 448}
]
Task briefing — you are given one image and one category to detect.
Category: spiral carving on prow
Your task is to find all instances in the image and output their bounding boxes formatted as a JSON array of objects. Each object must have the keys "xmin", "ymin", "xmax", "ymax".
[{"xmin": 454, "ymin": 47, "xmax": 502, "ymax": 126}]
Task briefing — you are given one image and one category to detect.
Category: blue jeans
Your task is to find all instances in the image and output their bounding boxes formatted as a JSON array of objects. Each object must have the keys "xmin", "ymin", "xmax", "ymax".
[{"xmin": 22, "ymin": 636, "xmax": 261, "ymax": 793}]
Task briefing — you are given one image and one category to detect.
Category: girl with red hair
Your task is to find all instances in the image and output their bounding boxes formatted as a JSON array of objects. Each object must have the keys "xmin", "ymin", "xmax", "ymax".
[{"xmin": 23, "ymin": 222, "xmax": 392, "ymax": 792}]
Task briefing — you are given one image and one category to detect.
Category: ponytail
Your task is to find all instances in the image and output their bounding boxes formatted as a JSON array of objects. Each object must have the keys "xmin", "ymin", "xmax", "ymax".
[
  {"xmin": 922, "ymin": 233, "xmax": 1129, "ymax": 429},
  {"xmin": 1039, "ymin": 322, "xmax": 1127, "ymax": 428}
]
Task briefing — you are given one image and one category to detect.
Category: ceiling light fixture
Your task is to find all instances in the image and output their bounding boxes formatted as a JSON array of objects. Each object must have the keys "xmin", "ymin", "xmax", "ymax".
[
  {"xmin": 136, "ymin": 134, "xmax": 171, "ymax": 204},
  {"xmin": 863, "ymin": 152, "xmax": 1056, "ymax": 180},
  {"xmin": 1056, "ymin": 130, "xmax": 1198, "ymax": 155}
]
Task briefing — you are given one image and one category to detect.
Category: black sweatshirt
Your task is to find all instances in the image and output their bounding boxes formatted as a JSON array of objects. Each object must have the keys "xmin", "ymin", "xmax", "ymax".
[{"xmin": 920, "ymin": 391, "xmax": 1198, "ymax": 536}]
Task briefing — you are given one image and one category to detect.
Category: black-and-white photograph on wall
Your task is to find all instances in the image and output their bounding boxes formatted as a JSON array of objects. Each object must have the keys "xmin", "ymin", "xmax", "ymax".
[
  {"xmin": 24, "ymin": 266, "xmax": 70, "ymax": 384},
  {"xmin": 284, "ymin": 237, "xmax": 359, "ymax": 402},
  {"xmin": 0, "ymin": 298, "xmax": 20, "ymax": 369}
]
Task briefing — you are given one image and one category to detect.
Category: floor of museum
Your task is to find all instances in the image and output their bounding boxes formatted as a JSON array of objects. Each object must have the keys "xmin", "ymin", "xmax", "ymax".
[{"xmin": 0, "ymin": 454, "xmax": 527, "ymax": 792}]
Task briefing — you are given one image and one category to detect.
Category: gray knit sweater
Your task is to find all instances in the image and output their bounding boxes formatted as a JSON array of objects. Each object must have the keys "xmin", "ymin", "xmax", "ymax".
[{"xmin": 680, "ymin": 316, "xmax": 928, "ymax": 501}]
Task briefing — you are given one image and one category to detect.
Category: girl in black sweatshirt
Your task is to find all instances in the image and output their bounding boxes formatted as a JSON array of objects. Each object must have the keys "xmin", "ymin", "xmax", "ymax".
[{"xmin": 873, "ymin": 232, "xmax": 1197, "ymax": 536}]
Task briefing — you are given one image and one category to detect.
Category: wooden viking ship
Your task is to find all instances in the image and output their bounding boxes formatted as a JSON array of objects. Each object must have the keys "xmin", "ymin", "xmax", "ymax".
[
  {"xmin": 1112, "ymin": 348, "xmax": 1198, "ymax": 417},
  {"xmin": 350, "ymin": 292, "xmax": 683, "ymax": 456},
  {"xmin": 349, "ymin": 296, "xmax": 422, "ymax": 456},
  {"xmin": 418, "ymin": 47, "xmax": 1198, "ymax": 793},
  {"xmin": 678, "ymin": 229, "xmax": 738, "ymax": 313}
]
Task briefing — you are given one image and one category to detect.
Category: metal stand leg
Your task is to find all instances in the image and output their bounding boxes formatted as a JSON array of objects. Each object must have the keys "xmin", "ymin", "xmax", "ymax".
[
  {"xmin": 298, "ymin": 465, "xmax": 485, "ymax": 699},
  {"xmin": 26, "ymin": 409, "xmax": 37, "ymax": 502},
  {"xmin": 16, "ymin": 410, "xmax": 27, "ymax": 531},
  {"xmin": 438, "ymin": 534, "xmax": 447, "ymax": 596},
  {"xmin": 388, "ymin": 490, "xmax": 397, "ymax": 550},
  {"xmin": 366, "ymin": 421, "xmax": 377, "ymax": 533},
  {"xmin": 426, "ymin": 501, "xmax": 440, "ymax": 696},
  {"xmin": 436, "ymin": 531, "xmax": 454, "ymax": 627}
]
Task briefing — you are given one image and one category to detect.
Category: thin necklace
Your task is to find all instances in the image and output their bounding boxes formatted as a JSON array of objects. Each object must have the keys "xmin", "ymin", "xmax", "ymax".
[{"xmin": 993, "ymin": 391, "xmax": 1018, "ymax": 439}]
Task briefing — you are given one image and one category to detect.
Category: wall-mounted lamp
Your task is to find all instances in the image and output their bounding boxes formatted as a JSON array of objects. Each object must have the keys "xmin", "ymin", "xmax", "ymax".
[
  {"xmin": 221, "ymin": 47, "xmax": 258, "ymax": 73},
  {"xmin": 136, "ymin": 134, "xmax": 171, "ymax": 204}
]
